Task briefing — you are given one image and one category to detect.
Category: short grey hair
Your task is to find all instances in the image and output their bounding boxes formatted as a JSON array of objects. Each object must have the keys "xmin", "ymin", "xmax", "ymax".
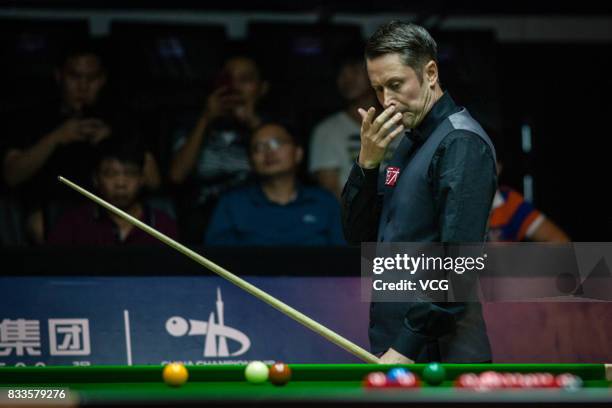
[{"xmin": 365, "ymin": 21, "xmax": 438, "ymax": 79}]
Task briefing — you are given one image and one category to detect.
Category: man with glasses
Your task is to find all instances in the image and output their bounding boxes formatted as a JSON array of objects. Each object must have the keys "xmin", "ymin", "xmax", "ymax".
[{"xmin": 205, "ymin": 121, "xmax": 345, "ymax": 246}]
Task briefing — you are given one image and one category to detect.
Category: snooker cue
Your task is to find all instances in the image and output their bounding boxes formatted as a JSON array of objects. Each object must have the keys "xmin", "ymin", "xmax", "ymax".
[
  {"xmin": 58, "ymin": 176, "xmax": 380, "ymax": 364},
  {"xmin": 606, "ymin": 364, "xmax": 612, "ymax": 381}
]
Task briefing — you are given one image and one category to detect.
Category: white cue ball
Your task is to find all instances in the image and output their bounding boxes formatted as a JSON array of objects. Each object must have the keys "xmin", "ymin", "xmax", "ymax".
[{"xmin": 245, "ymin": 361, "xmax": 269, "ymax": 384}]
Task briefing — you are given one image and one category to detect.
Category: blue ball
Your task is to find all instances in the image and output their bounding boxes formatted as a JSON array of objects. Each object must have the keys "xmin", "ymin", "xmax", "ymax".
[{"xmin": 387, "ymin": 367, "xmax": 410, "ymax": 381}]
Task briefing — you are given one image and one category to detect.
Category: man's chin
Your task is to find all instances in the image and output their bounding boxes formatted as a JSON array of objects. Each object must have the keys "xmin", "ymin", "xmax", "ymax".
[
  {"xmin": 257, "ymin": 169, "xmax": 293, "ymax": 179},
  {"xmin": 108, "ymin": 198, "xmax": 136, "ymax": 211},
  {"xmin": 257, "ymin": 172, "xmax": 280, "ymax": 179},
  {"xmin": 401, "ymin": 115, "xmax": 418, "ymax": 129}
]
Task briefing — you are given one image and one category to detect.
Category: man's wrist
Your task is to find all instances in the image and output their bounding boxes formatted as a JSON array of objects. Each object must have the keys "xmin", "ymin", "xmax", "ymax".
[
  {"xmin": 47, "ymin": 129, "xmax": 64, "ymax": 147},
  {"xmin": 351, "ymin": 161, "xmax": 379, "ymax": 180},
  {"xmin": 379, "ymin": 348, "xmax": 415, "ymax": 364},
  {"xmin": 358, "ymin": 158, "xmax": 380, "ymax": 170},
  {"xmin": 195, "ymin": 114, "xmax": 211, "ymax": 135},
  {"xmin": 391, "ymin": 327, "xmax": 428, "ymax": 362}
]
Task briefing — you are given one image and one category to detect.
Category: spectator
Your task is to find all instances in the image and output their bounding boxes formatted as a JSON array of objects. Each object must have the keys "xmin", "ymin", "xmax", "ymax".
[
  {"xmin": 169, "ymin": 55, "xmax": 270, "ymax": 242},
  {"xmin": 205, "ymin": 121, "xmax": 345, "ymax": 246},
  {"xmin": 489, "ymin": 160, "xmax": 570, "ymax": 242},
  {"xmin": 1, "ymin": 40, "xmax": 160, "ymax": 244},
  {"xmin": 309, "ymin": 54, "xmax": 399, "ymax": 199},
  {"xmin": 48, "ymin": 137, "xmax": 177, "ymax": 245}
]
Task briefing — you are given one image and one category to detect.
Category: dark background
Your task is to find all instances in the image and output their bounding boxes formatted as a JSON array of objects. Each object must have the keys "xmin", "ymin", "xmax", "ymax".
[
  {"xmin": 1, "ymin": 2, "xmax": 611, "ymax": 241},
  {"xmin": 0, "ymin": 2, "xmax": 611, "ymax": 365}
]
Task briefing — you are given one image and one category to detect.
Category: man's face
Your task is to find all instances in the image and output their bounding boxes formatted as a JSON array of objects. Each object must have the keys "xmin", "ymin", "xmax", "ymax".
[
  {"xmin": 250, "ymin": 124, "xmax": 303, "ymax": 178},
  {"xmin": 367, "ymin": 53, "xmax": 436, "ymax": 129},
  {"xmin": 224, "ymin": 57, "xmax": 267, "ymax": 106},
  {"xmin": 95, "ymin": 159, "xmax": 143, "ymax": 210},
  {"xmin": 337, "ymin": 61, "xmax": 371, "ymax": 102},
  {"xmin": 58, "ymin": 54, "xmax": 106, "ymax": 112}
]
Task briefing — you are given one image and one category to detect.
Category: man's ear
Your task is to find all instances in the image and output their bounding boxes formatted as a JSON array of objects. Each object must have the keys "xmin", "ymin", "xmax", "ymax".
[
  {"xmin": 99, "ymin": 71, "xmax": 107, "ymax": 87},
  {"xmin": 259, "ymin": 80, "xmax": 270, "ymax": 98},
  {"xmin": 424, "ymin": 60, "xmax": 439, "ymax": 88},
  {"xmin": 295, "ymin": 146, "xmax": 304, "ymax": 164},
  {"xmin": 137, "ymin": 170, "xmax": 145, "ymax": 189}
]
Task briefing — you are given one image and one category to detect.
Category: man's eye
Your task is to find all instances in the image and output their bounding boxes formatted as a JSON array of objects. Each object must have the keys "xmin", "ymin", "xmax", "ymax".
[{"xmin": 390, "ymin": 82, "xmax": 401, "ymax": 90}]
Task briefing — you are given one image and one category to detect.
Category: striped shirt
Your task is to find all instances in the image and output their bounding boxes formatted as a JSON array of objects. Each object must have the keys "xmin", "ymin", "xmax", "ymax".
[{"xmin": 488, "ymin": 186, "xmax": 544, "ymax": 242}]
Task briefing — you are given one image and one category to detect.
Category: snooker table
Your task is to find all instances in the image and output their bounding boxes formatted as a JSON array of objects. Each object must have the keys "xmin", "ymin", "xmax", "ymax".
[{"xmin": 0, "ymin": 364, "xmax": 611, "ymax": 407}]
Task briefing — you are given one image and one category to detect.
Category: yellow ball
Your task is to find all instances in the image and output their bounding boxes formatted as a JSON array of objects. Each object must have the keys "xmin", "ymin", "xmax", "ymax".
[{"xmin": 162, "ymin": 362, "xmax": 189, "ymax": 387}]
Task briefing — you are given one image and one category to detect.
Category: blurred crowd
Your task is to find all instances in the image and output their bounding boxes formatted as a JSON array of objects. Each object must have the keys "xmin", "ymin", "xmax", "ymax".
[{"xmin": 0, "ymin": 35, "xmax": 569, "ymax": 247}]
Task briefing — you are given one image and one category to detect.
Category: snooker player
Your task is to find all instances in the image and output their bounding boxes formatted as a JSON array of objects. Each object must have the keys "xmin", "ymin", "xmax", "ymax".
[{"xmin": 341, "ymin": 22, "xmax": 497, "ymax": 363}]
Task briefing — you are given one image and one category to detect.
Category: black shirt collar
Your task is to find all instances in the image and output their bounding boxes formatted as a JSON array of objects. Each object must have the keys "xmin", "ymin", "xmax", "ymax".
[{"xmin": 407, "ymin": 92, "xmax": 459, "ymax": 144}]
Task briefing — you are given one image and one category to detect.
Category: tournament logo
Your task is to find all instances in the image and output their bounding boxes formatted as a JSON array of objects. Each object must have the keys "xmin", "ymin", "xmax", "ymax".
[{"xmin": 165, "ymin": 288, "xmax": 250, "ymax": 358}]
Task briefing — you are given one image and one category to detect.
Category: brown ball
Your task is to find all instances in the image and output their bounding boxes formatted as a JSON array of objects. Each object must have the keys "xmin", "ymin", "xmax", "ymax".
[{"xmin": 268, "ymin": 362, "xmax": 292, "ymax": 386}]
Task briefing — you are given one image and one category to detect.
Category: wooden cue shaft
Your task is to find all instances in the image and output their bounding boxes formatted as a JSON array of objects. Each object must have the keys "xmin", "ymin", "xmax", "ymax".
[
  {"xmin": 606, "ymin": 364, "xmax": 612, "ymax": 381},
  {"xmin": 58, "ymin": 176, "xmax": 379, "ymax": 364}
]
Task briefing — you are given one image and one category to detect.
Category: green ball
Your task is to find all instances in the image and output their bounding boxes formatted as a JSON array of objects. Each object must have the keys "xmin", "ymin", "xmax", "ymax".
[
  {"xmin": 422, "ymin": 362, "xmax": 446, "ymax": 385},
  {"xmin": 245, "ymin": 361, "xmax": 269, "ymax": 384}
]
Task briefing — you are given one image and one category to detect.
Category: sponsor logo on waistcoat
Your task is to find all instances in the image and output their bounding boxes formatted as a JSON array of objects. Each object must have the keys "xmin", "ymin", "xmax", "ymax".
[{"xmin": 385, "ymin": 166, "xmax": 401, "ymax": 187}]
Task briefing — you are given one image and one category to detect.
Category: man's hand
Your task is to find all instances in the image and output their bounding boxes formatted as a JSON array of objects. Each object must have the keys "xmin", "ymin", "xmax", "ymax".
[
  {"xmin": 379, "ymin": 348, "xmax": 415, "ymax": 364},
  {"xmin": 80, "ymin": 119, "xmax": 111, "ymax": 145},
  {"xmin": 204, "ymin": 86, "xmax": 243, "ymax": 121},
  {"xmin": 234, "ymin": 99, "xmax": 261, "ymax": 130},
  {"xmin": 357, "ymin": 105, "xmax": 404, "ymax": 169},
  {"xmin": 52, "ymin": 119, "xmax": 88, "ymax": 145}
]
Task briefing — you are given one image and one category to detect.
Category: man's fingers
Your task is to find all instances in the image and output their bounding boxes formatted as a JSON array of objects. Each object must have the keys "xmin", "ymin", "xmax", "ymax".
[
  {"xmin": 359, "ymin": 107, "xmax": 376, "ymax": 132},
  {"xmin": 371, "ymin": 105, "xmax": 396, "ymax": 133},
  {"xmin": 380, "ymin": 112, "xmax": 403, "ymax": 132},
  {"xmin": 371, "ymin": 112, "xmax": 403, "ymax": 144},
  {"xmin": 358, "ymin": 108, "xmax": 368, "ymax": 131},
  {"xmin": 357, "ymin": 108, "xmax": 367, "ymax": 120},
  {"xmin": 365, "ymin": 107, "xmax": 376, "ymax": 122},
  {"xmin": 380, "ymin": 123, "xmax": 404, "ymax": 147},
  {"xmin": 213, "ymin": 86, "xmax": 229, "ymax": 95}
]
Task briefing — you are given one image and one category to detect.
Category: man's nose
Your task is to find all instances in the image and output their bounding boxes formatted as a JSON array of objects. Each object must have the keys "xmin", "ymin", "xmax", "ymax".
[
  {"xmin": 77, "ymin": 79, "xmax": 91, "ymax": 92},
  {"xmin": 383, "ymin": 89, "xmax": 395, "ymax": 109},
  {"xmin": 115, "ymin": 174, "xmax": 128, "ymax": 186}
]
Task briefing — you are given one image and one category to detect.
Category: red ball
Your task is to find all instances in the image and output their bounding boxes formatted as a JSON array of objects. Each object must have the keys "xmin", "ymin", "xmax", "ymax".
[
  {"xmin": 536, "ymin": 373, "xmax": 556, "ymax": 388},
  {"xmin": 521, "ymin": 373, "xmax": 539, "ymax": 388},
  {"xmin": 500, "ymin": 373, "xmax": 521, "ymax": 389},
  {"xmin": 364, "ymin": 372, "xmax": 387, "ymax": 388},
  {"xmin": 268, "ymin": 362, "xmax": 292, "ymax": 386},
  {"xmin": 456, "ymin": 373, "xmax": 480, "ymax": 389},
  {"xmin": 394, "ymin": 372, "xmax": 419, "ymax": 388},
  {"xmin": 479, "ymin": 371, "xmax": 503, "ymax": 390}
]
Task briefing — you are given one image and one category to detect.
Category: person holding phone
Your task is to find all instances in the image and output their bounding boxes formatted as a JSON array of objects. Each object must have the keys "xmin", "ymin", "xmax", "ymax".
[
  {"xmin": 169, "ymin": 55, "xmax": 270, "ymax": 242},
  {"xmin": 1, "ymin": 40, "xmax": 161, "ymax": 244}
]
